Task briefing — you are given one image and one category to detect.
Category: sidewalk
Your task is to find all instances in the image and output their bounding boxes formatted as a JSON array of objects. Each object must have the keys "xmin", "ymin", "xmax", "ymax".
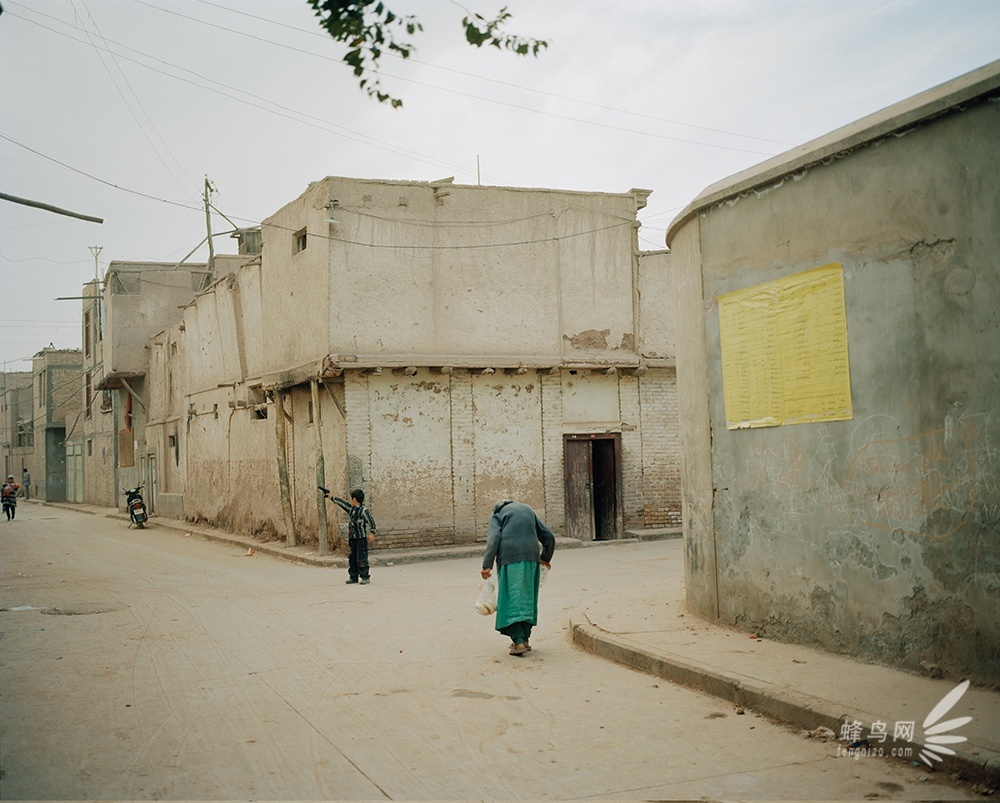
[
  {"xmin": 31, "ymin": 499, "xmax": 999, "ymax": 789},
  {"xmin": 570, "ymin": 580, "xmax": 1000, "ymax": 790}
]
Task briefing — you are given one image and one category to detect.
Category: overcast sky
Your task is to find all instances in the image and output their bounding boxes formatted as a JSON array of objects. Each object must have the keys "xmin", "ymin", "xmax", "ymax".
[{"xmin": 2, "ymin": 0, "xmax": 998, "ymax": 372}]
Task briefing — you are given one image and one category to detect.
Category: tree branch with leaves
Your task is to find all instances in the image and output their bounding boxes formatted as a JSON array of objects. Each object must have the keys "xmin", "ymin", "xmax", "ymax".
[{"xmin": 306, "ymin": 1, "xmax": 547, "ymax": 108}]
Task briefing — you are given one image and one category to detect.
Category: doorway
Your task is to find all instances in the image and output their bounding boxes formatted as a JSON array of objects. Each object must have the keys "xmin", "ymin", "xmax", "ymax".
[
  {"xmin": 563, "ymin": 434, "xmax": 622, "ymax": 541},
  {"xmin": 65, "ymin": 441, "xmax": 84, "ymax": 503},
  {"xmin": 144, "ymin": 454, "xmax": 157, "ymax": 515}
]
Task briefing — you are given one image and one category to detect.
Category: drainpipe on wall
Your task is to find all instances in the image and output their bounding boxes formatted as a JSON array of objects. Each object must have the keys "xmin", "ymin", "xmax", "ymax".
[
  {"xmin": 273, "ymin": 390, "xmax": 298, "ymax": 547},
  {"xmin": 311, "ymin": 379, "xmax": 329, "ymax": 556}
]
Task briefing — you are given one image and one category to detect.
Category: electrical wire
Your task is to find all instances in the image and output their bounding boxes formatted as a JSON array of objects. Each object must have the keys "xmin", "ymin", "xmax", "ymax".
[
  {"xmin": 2, "ymin": 129, "xmax": 651, "ymax": 251},
  {"xmin": 289, "ymin": 218, "xmax": 637, "ymax": 250},
  {"xmin": 196, "ymin": 0, "xmax": 795, "ymax": 148},
  {"xmin": 7, "ymin": 7, "xmax": 476, "ymax": 180},
  {"xmin": 71, "ymin": 0, "xmax": 197, "ymax": 199},
  {"xmin": 130, "ymin": 0, "xmax": 782, "ymax": 156},
  {"xmin": 0, "ymin": 132, "xmax": 204, "ymax": 213}
]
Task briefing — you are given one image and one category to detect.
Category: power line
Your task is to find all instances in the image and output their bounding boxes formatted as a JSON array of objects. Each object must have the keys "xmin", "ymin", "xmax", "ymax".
[
  {"xmin": 8, "ymin": 8, "xmax": 476, "ymax": 180},
  {"xmin": 72, "ymin": 0, "xmax": 197, "ymax": 198},
  {"xmin": 2, "ymin": 132, "xmax": 652, "ymax": 259},
  {"xmin": 195, "ymin": 0, "xmax": 794, "ymax": 148},
  {"xmin": 0, "ymin": 132, "xmax": 204, "ymax": 213},
  {"xmin": 130, "ymin": 0, "xmax": 781, "ymax": 157}
]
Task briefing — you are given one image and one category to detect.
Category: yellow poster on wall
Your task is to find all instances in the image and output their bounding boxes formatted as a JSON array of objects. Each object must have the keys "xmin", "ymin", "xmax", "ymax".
[{"xmin": 718, "ymin": 263, "xmax": 853, "ymax": 429}]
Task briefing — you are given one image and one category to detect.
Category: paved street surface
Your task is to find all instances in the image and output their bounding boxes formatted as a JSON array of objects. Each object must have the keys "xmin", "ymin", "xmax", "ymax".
[{"xmin": 0, "ymin": 505, "xmax": 979, "ymax": 800}]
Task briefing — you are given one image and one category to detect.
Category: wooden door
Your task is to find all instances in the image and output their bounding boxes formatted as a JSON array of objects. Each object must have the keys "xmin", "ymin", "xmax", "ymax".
[{"xmin": 564, "ymin": 438, "xmax": 595, "ymax": 541}]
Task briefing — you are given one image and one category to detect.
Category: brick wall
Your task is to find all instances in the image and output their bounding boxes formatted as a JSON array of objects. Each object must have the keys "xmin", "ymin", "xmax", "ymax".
[
  {"xmin": 639, "ymin": 368, "xmax": 682, "ymax": 527},
  {"xmin": 344, "ymin": 373, "xmax": 371, "ymax": 492},
  {"xmin": 618, "ymin": 373, "xmax": 645, "ymax": 528},
  {"xmin": 373, "ymin": 526, "xmax": 477, "ymax": 551}
]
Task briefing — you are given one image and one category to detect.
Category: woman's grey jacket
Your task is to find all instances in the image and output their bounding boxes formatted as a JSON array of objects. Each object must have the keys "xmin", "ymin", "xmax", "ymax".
[{"xmin": 482, "ymin": 501, "xmax": 556, "ymax": 570}]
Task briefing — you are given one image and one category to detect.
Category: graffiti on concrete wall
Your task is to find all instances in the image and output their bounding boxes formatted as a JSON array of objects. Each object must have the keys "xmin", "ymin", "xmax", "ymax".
[
  {"xmin": 847, "ymin": 406, "xmax": 998, "ymax": 538},
  {"xmin": 845, "ymin": 414, "xmax": 978, "ymax": 538},
  {"xmin": 725, "ymin": 407, "xmax": 995, "ymax": 539}
]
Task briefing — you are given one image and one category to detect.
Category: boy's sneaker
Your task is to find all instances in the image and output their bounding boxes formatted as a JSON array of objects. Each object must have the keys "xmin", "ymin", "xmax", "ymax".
[
  {"xmin": 345, "ymin": 578, "xmax": 359, "ymax": 584},
  {"xmin": 360, "ymin": 578, "xmax": 370, "ymax": 584}
]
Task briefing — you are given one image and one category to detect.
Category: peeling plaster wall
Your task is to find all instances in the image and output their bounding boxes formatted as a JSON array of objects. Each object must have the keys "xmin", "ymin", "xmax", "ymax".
[
  {"xmin": 145, "ymin": 329, "xmax": 187, "ymax": 517},
  {"xmin": 471, "ymin": 375, "xmax": 545, "ymax": 527},
  {"xmin": 369, "ymin": 374, "xmax": 455, "ymax": 533},
  {"xmin": 258, "ymin": 181, "xmax": 331, "ymax": 373},
  {"xmin": 637, "ymin": 250, "xmax": 676, "ymax": 360},
  {"xmin": 152, "ymin": 260, "xmax": 314, "ymax": 539},
  {"xmin": 103, "ymin": 263, "xmax": 204, "ymax": 376},
  {"xmin": 259, "ymin": 178, "xmax": 641, "ymax": 366},
  {"xmin": 561, "ymin": 370, "xmax": 621, "ymax": 425},
  {"xmin": 286, "ymin": 382, "xmax": 348, "ymax": 548},
  {"xmin": 341, "ymin": 367, "xmax": 676, "ymax": 549},
  {"xmin": 671, "ymin": 95, "xmax": 1000, "ymax": 684},
  {"xmin": 154, "ymin": 178, "xmax": 680, "ymax": 549}
]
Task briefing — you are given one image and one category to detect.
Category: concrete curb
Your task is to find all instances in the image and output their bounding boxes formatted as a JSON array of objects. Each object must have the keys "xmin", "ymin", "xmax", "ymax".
[{"xmin": 569, "ymin": 611, "xmax": 1000, "ymax": 788}]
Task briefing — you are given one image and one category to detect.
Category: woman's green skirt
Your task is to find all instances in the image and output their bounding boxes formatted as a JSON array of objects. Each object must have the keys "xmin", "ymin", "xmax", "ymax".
[{"xmin": 495, "ymin": 560, "xmax": 540, "ymax": 632}]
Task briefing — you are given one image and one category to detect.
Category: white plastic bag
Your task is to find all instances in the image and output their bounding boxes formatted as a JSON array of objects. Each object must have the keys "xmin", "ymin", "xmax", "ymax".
[
  {"xmin": 539, "ymin": 564, "xmax": 549, "ymax": 587},
  {"xmin": 475, "ymin": 574, "xmax": 497, "ymax": 616}
]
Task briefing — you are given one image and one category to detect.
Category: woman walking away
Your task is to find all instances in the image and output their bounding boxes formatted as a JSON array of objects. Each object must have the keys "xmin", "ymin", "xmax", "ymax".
[
  {"xmin": 481, "ymin": 500, "xmax": 555, "ymax": 656},
  {"xmin": 2, "ymin": 475, "xmax": 20, "ymax": 521}
]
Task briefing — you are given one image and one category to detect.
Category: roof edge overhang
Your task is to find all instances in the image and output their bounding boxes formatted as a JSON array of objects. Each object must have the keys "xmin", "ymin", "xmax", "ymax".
[
  {"xmin": 96, "ymin": 372, "xmax": 144, "ymax": 390},
  {"xmin": 260, "ymin": 354, "xmax": 669, "ymax": 390},
  {"xmin": 665, "ymin": 58, "xmax": 1000, "ymax": 246}
]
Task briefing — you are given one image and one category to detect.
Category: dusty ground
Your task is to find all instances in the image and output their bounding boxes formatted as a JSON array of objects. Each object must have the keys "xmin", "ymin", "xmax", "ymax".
[{"xmin": 0, "ymin": 505, "xmax": 978, "ymax": 800}]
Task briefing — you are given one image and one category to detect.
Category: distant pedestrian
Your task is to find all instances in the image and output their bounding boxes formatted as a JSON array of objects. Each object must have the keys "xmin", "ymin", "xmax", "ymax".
[
  {"xmin": 323, "ymin": 488, "xmax": 377, "ymax": 584},
  {"xmin": 2, "ymin": 475, "xmax": 21, "ymax": 520},
  {"xmin": 481, "ymin": 500, "xmax": 555, "ymax": 656},
  {"xmin": 21, "ymin": 468, "xmax": 30, "ymax": 500}
]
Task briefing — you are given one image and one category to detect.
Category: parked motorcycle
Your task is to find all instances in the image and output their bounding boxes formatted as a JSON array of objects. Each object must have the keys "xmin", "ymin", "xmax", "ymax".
[{"xmin": 123, "ymin": 485, "xmax": 148, "ymax": 528}]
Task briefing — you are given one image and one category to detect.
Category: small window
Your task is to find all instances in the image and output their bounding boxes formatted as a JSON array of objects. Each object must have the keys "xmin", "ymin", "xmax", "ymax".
[
  {"xmin": 293, "ymin": 228, "xmax": 308, "ymax": 254},
  {"xmin": 84, "ymin": 311, "xmax": 92, "ymax": 358},
  {"xmin": 87, "ymin": 439, "xmax": 93, "ymax": 457},
  {"xmin": 171, "ymin": 342, "xmax": 178, "ymax": 356},
  {"xmin": 111, "ymin": 273, "xmax": 141, "ymax": 294},
  {"xmin": 248, "ymin": 386, "xmax": 268, "ymax": 420}
]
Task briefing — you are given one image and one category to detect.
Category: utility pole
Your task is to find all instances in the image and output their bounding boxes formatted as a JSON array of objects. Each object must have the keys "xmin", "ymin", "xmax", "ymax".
[
  {"xmin": 204, "ymin": 176, "xmax": 215, "ymax": 277},
  {"xmin": 89, "ymin": 245, "xmax": 102, "ymax": 282},
  {"xmin": 89, "ymin": 245, "xmax": 103, "ymax": 338}
]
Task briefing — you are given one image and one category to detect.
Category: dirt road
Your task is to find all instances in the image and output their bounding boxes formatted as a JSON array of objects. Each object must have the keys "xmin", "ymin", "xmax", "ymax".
[{"xmin": 0, "ymin": 505, "xmax": 975, "ymax": 800}]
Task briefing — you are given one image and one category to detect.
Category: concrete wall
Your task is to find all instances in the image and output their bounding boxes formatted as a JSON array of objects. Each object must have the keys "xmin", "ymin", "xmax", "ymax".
[
  {"xmin": 637, "ymin": 250, "xmax": 676, "ymax": 361},
  {"xmin": 0, "ymin": 373, "xmax": 33, "ymax": 486},
  {"xmin": 103, "ymin": 263, "xmax": 207, "ymax": 376},
  {"xmin": 30, "ymin": 349, "xmax": 82, "ymax": 502},
  {"xmin": 80, "ymin": 279, "xmax": 118, "ymax": 508},
  {"xmin": 260, "ymin": 178, "xmax": 646, "ymax": 370},
  {"xmin": 667, "ymin": 65, "xmax": 1000, "ymax": 684}
]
